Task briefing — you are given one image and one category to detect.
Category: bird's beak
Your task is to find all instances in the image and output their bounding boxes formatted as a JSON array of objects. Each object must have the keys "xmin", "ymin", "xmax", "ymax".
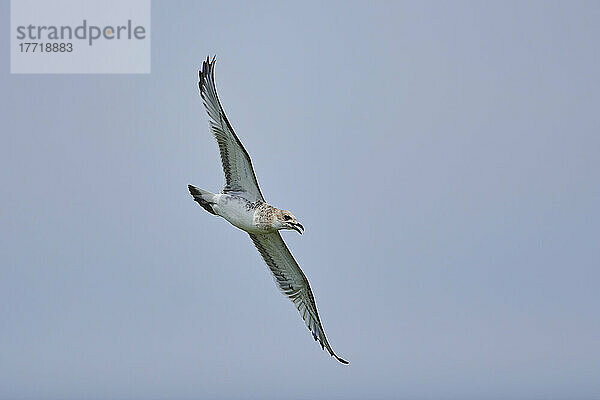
[{"xmin": 290, "ymin": 223, "xmax": 304, "ymax": 235}]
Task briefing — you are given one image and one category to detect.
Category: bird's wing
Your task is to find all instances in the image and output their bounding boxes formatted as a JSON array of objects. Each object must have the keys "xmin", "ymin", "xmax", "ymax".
[
  {"xmin": 198, "ymin": 56, "xmax": 265, "ymax": 202},
  {"xmin": 249, "ymin": 232, "xmax": 348, "ymax": 364}
]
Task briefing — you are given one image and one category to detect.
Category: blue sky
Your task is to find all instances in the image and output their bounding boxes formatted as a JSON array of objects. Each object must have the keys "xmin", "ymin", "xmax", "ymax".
[{"xmin": 1, "ymin": 1, "xmax": 599, "ymax": 399}]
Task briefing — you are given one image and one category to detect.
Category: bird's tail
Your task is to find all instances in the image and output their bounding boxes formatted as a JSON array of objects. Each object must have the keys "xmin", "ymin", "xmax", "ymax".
[{"xmin": 188, "ymin": 185, "xmax": 217, "ymax": 215}]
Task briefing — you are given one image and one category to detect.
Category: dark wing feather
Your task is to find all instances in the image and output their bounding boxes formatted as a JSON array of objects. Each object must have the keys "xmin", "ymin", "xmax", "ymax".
[
  {"xmin": 199, "ymin": 56, "xmax": 265, "ymax": 202},
  {"xmin": 249, "ymin": 232, "xmax": 348, "ymax": 364}
]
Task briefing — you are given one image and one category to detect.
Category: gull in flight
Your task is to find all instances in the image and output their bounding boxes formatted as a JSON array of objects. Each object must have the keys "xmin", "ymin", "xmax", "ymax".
[{"xmin": 188, "ymin": 56, "xmax": 348, "ymax": 364}]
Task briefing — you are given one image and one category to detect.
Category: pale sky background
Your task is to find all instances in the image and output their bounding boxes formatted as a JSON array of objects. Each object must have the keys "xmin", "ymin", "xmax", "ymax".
[{"xmin": 2, "ymin": 1, "xmax": 600, "ymax": 399}]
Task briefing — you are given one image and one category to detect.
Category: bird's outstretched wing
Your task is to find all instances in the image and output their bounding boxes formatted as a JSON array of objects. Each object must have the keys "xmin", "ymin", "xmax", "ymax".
[
  {"xmin": 249, "ymin": 232, "xmax": 349, "ymax": 364},
  {"xmin": 198, "ymin": 56, "xmax": 265, "ymax": 202}
]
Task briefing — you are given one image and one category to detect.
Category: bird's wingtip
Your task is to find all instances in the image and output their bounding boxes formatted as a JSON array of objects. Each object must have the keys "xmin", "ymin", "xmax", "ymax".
[
  {"xmin": 199, "ymin": 55, "xmax": 216, "ymax": 78},
  {"xmin": 336, "ymin": 355, "xmax": 349, "ymax": 365}
]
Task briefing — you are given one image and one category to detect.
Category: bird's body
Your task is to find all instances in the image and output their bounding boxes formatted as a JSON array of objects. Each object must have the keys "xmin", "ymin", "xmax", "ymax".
[
  {"xmin": 188, "ymin": 189, "xmax": 279, "ymax": 234},
  {"xmin": 188, "ymin": 56, "xmax": 348, "ymax": 364}
]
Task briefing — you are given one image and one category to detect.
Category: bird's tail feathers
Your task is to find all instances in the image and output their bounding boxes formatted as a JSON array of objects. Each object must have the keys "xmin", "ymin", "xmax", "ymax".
[{"xmin": 188, "ymin": 185, "xmax": 217, "ymax": 215}]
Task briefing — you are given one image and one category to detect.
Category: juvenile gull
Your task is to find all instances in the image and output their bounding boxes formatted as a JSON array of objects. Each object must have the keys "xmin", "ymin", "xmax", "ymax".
[{"xmin": 188, "ymin": 56, "xmax": 348, "ymax": 364}]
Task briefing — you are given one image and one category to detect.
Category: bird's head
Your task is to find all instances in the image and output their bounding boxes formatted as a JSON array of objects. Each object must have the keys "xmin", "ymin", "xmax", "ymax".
[{"xmin": 274, "ymin": 209, "xmax": 304, "ymax": 234}]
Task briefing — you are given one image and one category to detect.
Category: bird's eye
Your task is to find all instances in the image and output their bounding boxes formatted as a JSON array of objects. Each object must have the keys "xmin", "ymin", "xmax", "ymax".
[{"xmin": 283, "ymin": 215, "xmax": 292, "ymax": 221}]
